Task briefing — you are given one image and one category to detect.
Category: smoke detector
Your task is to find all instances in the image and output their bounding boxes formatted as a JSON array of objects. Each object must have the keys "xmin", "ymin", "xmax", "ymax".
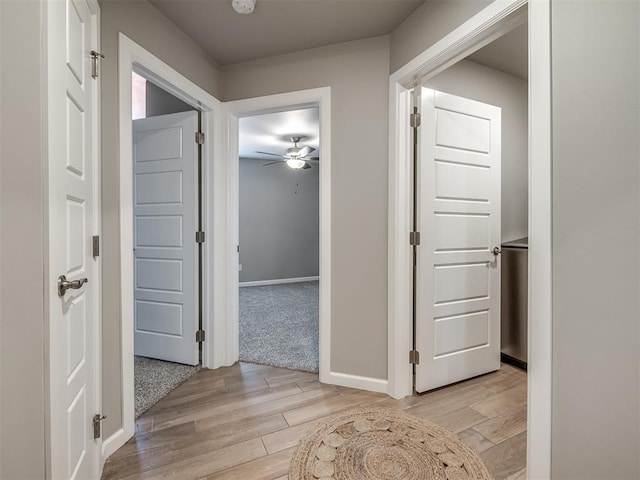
[{"xmin": 232, "ymin": 0, "xmax": 255, "ymax": 14}]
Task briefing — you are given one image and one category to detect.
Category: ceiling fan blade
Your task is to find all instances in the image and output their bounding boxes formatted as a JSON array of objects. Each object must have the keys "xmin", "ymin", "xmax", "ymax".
[
  {"xmin": 302, "ymin": 162, "xmax": 312, "ymax": 169},
  {"xmin": 297, "ymin": 146, "xmax": 315, "ymax": 157},
  {"xmin": 260, "ymin": 161, "xmax": 284, "ymax": 166},
  {"xmin": 301, "ymin": 156, "xmax": 319, "ymax": 162},
  {"xmin": 255, "ymin": 151, "xmax": 283, "ymax": 158}
]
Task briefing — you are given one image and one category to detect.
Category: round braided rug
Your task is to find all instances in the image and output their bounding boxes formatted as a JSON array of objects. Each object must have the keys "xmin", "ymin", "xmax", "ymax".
[{"xmin": 289, "ymin": 407, "xmax": 493, "ymax": 480}]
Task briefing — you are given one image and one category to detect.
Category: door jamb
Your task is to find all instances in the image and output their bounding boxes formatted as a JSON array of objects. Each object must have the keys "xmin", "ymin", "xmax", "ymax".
[
  {"xmin": 387, "ymin": 0, "xmax": 552, "ymax": 476},
  {"xmin": 223, "ymin": 88, "xmax": 333, "ymax": 385},
  {"xmin": 110, "ymin": 33, "xmax": 227, "ymax": 459}
]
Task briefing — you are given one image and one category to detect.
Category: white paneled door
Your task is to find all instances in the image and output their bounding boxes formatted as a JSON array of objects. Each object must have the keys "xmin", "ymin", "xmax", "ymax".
[
  {"xmin": 47, "ymin": 0, "xmax": 100, "ymax": 478},
  {"xmin": 133, "ymin": 111, "xmax": 199, "ymax": 365},
  {"xmin": 415, "ymin": 88, "xmax": 501, "ymax": 393}
]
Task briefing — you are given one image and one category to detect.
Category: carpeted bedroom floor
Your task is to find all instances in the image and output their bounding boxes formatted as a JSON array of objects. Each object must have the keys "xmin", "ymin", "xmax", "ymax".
[
  {"xmin": 239, "ymin": 280, "xmax": 319, "ymax": 373},
  {"xmin": 134, "ymin": 356, "xmax": 200, "ymax": 418}
]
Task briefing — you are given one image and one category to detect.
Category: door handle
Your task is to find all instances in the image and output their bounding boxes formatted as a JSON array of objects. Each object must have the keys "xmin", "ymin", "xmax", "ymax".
[
  {"xmin": 492, "ymin": 246, "xmax": 502, "ymax": 256},
  {"xmin": 58, "ymin": 275, "xmax": 88, "ymax": 297}
]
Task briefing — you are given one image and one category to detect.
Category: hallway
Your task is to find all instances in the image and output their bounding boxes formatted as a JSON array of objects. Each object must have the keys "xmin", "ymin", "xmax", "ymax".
[{"xmin": 102, "ymin": 362, "xmax": 527, "ymax": 479}]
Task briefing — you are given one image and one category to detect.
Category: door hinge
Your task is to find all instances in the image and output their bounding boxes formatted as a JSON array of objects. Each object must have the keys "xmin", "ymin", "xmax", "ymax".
[
  {"xmin": 195, "ymin": 231, "xmax": 205, "ymax": 243},
  {"xmin": 409, "ymin": 350, "xmax": 420, "ymax": 365},
  {"xmin": 93, "ymin": 235, "xmax": 100, "ymax": 257},
  {"xmin": 90, "ymin": 50, "xmax": 105, "ymax": 79},
  {"xmin": 196, "ymin": 330, "xmax": 206, "ymax": 343},
  {"xmin": 409, "ymin": 231, "xmax": 421, "ymax": 246},
  {"xmin": 410, "ymin": 112, "xmax": 421, "ymax": 128},
  {"xmin": 93, "ymin": 414, "xmax": 107, "ymax": 439},
  {"xmin": 195, "ymin": 132, "xmax": 205, "ymax": 144}
]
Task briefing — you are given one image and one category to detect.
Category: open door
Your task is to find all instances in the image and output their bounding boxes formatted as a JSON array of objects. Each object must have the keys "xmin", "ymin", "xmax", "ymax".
[
  {"xmin": 415, "ymin": 88, "xmax": 501, "ymax": 393},
  {"xmin": 133, "ymin": 111, "xmax": 199, "ymax": 365},
  {"xmin": 47, "ymin": 0, "xmax": 101, "ymax": 477}
]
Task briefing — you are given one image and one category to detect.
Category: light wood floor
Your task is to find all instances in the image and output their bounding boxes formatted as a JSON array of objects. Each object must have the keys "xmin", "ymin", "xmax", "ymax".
[{"xmin": 102, "ymin": 362, "xmax": 527, "ymax": 480}]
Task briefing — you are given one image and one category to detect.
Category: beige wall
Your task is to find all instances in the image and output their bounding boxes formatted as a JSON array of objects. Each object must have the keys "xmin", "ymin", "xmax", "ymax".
[
  {"xmin": 0, "ymin": 1, "xmax": 46, "ymax": 478},
  {"xmin": 551, "ymin": 0, "xmax": 640, "ymax": 477},
  {"xmin": 423, "ymin": 59, "xmax": 528, "ymax": 242},
  {"xmin": 390, "ymin": 0, "xmax": 493, "ymax": 73},
  {"xmin": 223, "ymin": 36, "xmax": 391, "ymax": 379},
  {"xmin": 100, "ymin": 0, "xmax": 223, "ymax": 438}
]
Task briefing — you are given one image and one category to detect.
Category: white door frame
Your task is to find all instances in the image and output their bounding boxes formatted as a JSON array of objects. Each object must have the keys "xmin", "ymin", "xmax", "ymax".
[
  {"xmin": 387, "ymin": 0, "xmax": 552, "ymax": 476},
  {"xmin": 109, "ymin": 33, "xmax": 233, "ymax": 459},
  {"xmin": 224, "ymin": 88, "xmax": 332, "ymax": 384}
]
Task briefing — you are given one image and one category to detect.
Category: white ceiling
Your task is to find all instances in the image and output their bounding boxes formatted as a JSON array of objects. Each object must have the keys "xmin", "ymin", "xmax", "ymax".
[
  {"xmin": 239, "ymin": 107, "xmax": 320, "ymax": 162},
  {"xmin": 148, "ymin": 0, "xmax": 425, "ymax": 66},
  {"xmin": 467, "ymin": 23, "xmax": 528, "ymax": 80}
]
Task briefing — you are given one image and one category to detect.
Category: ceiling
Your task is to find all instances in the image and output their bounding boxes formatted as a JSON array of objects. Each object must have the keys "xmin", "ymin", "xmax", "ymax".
[
  {"xmin": 239, "ymin": 107, "xmax": 320, "ymax": 162},
  {"xmin": 148, "ymin": 0, "xmax": 425, "ymax": 66},
  {"xmin": 467, "ymin": 23, "xmax": 528, "ymax": 80}
]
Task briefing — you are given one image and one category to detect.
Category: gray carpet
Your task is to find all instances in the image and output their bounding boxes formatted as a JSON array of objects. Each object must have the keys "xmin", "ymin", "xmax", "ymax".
[
  {"xmin": 239, "ymin": 281, "xmax": 319, "ymax": 373},
  {"xmin": 134, "ymin": 356, "xmax": 200, "ymax": 418}
]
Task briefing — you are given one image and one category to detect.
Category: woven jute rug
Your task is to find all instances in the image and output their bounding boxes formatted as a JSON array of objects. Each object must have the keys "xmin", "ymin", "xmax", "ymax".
[{"xmin": 289, "ymin": 407, "xmax": 493, "ymax": 480}]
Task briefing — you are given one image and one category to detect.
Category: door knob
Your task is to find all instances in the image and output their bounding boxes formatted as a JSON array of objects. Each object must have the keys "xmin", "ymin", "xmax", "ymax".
[
  {"xmin": 58, "ymin": 275, "xmax": 88, "ymax": 297},
  {"xmin": 492, "ymin": 246, "xmax": 502, "ymax": 256}
]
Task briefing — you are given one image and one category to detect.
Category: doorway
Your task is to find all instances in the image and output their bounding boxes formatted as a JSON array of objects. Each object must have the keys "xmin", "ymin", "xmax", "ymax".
[
  {"xmin": 224, "ymin": 87, "xmax": 333, "ymax": 385},
  {"xmin": 390, "ymin": 4, "xmax": 529, "ymax": 473},
  {"xmin": 130, "ymin": 72, "xmax": 202, "ymax": 417},
  {"xmin": 238, "ymin": 108, "xmax": 320, "ymax": 373},
  {"xmin": 388, "ymin": 0, "xmax": 554, "ymax": 474},
  {"xmin": 412, "ymin": 22, "xmax": 529, "ymax": 393},
  {"xmin": 111, "ymin": 33, "xmax": 225, "ymax": 459}
]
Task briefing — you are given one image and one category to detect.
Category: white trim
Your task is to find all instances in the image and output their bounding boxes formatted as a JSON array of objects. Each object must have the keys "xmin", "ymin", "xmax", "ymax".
[
  {"xmin": 101, "ymin": 428, "xmax": 125, "ymax": 460},
  {"xmin": 116, "ymin": 33, "xmax": 224, "ymax": 457},
  {"xmin": 324, "ymin": 372, "xmax": 388, "ymax": 394},
  {"xmin": 224, "ymin": 88, "xmax": 333, "ymax": 387},
  {"xmin": 387, "ymin": 0, "xmax": 553, "ymax": 473},
  {"xmin": 239, "ymin": 276, "xmax": 319, "ymax": 287},
  {"xmin": 527, "ymin": 0, "xmax": 552, "ymax": 476}
]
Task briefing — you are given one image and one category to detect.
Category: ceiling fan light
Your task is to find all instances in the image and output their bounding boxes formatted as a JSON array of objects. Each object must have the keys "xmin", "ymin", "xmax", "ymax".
[
  {"xmin": 232, "ymin": 0, "xmax": 255, "ymax": 14},
  {"xmin": 286, "ymin": 159, "xmax": 305, "ymax": 169}
]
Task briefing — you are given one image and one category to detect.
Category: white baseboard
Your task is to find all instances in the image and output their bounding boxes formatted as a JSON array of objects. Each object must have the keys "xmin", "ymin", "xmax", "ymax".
[
  {"xmin": 239, "ymin": 276, "xmax": 319, "ymax": 287},
  {"xmin": 102, "ymin": 427, "xmax": 127, "ymax": 460},
  {"xmin": 322, "ymin": 371, "xmax": 389, "ymax": 394}
]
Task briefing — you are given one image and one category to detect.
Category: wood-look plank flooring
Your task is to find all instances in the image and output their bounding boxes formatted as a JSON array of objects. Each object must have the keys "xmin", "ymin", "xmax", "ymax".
[{"xmin": 102, "ymin": 362, "xmax": 527, "ymax": 480}]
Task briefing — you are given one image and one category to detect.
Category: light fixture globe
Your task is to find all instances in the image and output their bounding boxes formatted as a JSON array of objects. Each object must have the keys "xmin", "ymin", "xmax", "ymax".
[
  {"xmin": 286, "ymin": 159, "xmax": 305, "ymax": 169},
  {"xmin": 232, "ymin": 0, "xmax": 255, "ymax": 14}
]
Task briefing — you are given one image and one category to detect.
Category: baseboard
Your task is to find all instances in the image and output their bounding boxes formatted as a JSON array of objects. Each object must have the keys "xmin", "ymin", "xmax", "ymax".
[
  {"xmin": 322, "ymin": 371, "xmax": 389, "ymax": 394},
  {"xmin": 102, "ymin": 427, "xmax": 127, "ymax": 460},
  {"xmin": 239, "ymin": 276, "xmax": 319, "ymax": 287}
]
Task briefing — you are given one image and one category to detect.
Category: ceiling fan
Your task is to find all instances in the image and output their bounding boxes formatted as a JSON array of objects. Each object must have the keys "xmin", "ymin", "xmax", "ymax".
[{"xmin": 257, "ymin": 137, "xmax": 319, "ymax": 170}]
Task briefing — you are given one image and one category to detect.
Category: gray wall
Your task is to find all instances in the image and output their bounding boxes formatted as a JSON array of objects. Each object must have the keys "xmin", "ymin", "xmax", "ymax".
[
  {"xmin": 101, "ymin": 0, "xmax": 223, "ymax": 438},
  {"xmin": 551, "ymin": 1, "xmax": 639, "ymax": 477},
  {"xmin": 223, "ymin": 36, "xmax": 390, "ymax": 379},
  {"xmin": 239, "ymin": 159, "xmax": 319, "ymax": 283},
  {"xmin": 422, "ymin": 59, "xmax": 528, "ymax": 242},
  {"xmin": 146, "ymin": 81, "xmax": 193, "ymax": 117},
  {"xmin": 0, "ymin": 1, "xmax": 46, "ymax": 478},
  {"xmin": 390, "ymin": 0, "xmax": 493, "ymax": 73}
]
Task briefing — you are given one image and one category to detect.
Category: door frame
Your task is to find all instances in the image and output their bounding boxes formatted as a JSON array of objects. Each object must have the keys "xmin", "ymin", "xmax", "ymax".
[
  {"xmin": 387, "ymin": 0, "xmax": 552, "ymax": 476},
  {"xmin": 224, "ymin": 88, "xmax": 334, "ymax": 386},
  {"xmin": 110, "ymin": 33, "xmax": 233, "ymax": 459}
]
